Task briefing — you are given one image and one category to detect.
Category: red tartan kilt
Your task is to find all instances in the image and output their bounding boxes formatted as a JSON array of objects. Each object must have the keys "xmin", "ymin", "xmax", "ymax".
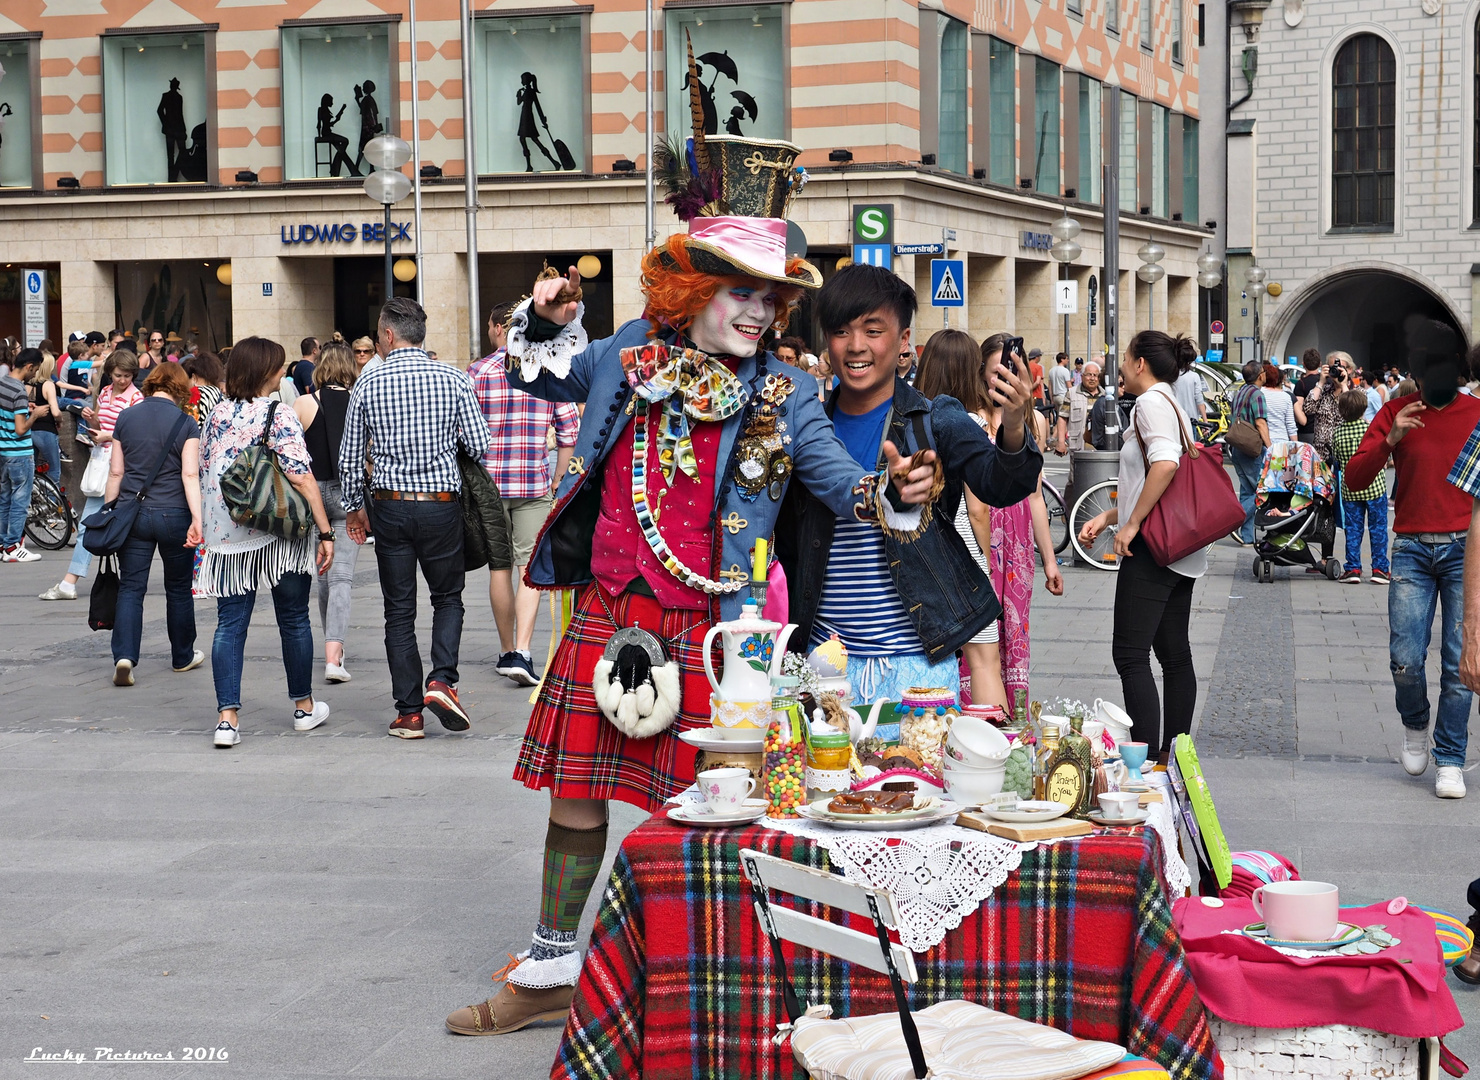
[{"xmin": 513, "ymin": 583, "xmax": 716, "ymax": 812}]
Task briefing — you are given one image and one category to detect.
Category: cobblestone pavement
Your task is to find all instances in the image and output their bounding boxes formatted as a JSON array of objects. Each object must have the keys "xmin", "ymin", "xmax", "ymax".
[{"xmin": 3, "ymin": 489, "xmax": 1479, "ymax": 1077}]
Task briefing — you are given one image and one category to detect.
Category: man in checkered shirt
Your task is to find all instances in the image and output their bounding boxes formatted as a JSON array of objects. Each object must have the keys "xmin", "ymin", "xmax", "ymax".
[
  {"xmin": 340, "ymin": 297, "xmax": 490, "ymax": 740},
  {"xmin": 470, "ymin": 300, "xmax": 580, "ymax": 687}
]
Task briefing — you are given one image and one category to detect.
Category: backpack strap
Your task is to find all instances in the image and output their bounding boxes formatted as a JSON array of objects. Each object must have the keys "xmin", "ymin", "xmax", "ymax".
[{"xmin": 131, "ymin": 411, "xmax": 191, "ymax": 503}]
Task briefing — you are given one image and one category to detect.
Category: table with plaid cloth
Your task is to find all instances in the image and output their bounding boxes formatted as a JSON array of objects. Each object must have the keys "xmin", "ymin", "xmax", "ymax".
[{"xmin": 553, "ymin": 814, "xmax": 1222, "ymax": 1080}]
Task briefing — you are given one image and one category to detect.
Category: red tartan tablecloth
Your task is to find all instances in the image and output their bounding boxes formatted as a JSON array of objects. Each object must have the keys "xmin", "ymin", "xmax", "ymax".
[{"xmin": 553, "ymin": 814, "xmax": 1223, "ymax": 1080}]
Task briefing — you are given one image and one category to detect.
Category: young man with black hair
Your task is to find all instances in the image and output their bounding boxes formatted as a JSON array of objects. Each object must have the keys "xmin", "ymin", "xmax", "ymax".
[
  {"xmin": 776, "ymin": 264, "xmax": 1043, "ymax": 703},
  {"xmin": 1349, "ymin": 318, "xmax": 1480, "ymax": 798},
  {"xmin": 0, "ymin": 349, "xmax": 45, "ymax": 562},
  {"xmin": 293, "ymin": 336, "xmax": 319, "ymax": 396}
]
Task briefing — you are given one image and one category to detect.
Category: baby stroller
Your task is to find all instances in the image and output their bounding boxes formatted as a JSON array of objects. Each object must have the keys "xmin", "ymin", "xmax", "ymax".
[{"xmin": 1251, "ymin": 441, "xmax": 1340, "ymax": 583}]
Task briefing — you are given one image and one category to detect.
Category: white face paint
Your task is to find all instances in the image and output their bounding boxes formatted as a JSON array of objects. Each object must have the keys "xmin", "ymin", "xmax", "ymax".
[{"xmin": 688, "ymin": 278, "xmax": 778, "ymax": 358}]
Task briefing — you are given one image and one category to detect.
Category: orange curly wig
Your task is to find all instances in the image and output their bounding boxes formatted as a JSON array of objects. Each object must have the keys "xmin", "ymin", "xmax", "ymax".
[{"xmin": 639, "ymin": 235, "xmax": 805, "ymax": 338}]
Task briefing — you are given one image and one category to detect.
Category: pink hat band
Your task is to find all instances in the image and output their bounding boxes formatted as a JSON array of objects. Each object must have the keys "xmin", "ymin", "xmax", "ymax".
[{"xmin": 687, "ymin": 217, "xmax": 788, "ymax": 279}]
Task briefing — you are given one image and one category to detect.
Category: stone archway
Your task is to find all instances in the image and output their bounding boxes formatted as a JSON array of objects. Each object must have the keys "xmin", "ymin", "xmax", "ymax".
[{"xmin": 1268, "ymin": 263, "xmax": 1468, "ymax": 374}]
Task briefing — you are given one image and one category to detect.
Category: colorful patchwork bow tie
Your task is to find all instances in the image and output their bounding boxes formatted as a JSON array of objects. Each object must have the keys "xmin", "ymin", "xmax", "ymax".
[{"xmin": 620, "ymin": 342, "xmax": 749, "ymax": 483}]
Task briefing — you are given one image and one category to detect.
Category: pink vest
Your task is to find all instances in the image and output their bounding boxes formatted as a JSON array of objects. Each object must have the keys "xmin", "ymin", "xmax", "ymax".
[{"xmin": 590, "ymin": 401, "xmax": 722, "ymax": 612}]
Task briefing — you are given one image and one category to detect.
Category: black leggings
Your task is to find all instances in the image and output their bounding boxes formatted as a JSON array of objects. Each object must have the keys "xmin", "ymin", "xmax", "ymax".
[{"xmin": 1111, "ymin": 535, "xmax": 1197, "ymax": 754}]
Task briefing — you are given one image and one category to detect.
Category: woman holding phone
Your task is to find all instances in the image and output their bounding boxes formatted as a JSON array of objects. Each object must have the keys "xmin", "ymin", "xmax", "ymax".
[{"xmin": 1077, "ymin": 330, "xmax": 1204, "ymax": 758}]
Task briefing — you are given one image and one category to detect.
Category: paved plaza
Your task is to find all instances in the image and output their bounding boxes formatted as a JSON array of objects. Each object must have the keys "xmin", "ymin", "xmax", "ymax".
[{"xmin": 4, "ymin": 488, "xmax": 1480, "ymax": 1078}]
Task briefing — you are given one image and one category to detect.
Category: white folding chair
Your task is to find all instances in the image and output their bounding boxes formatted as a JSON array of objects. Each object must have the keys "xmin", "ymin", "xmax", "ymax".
[{"xmin": 740, "ymin": 848, "xmax": 1133, "ymax": 1080}]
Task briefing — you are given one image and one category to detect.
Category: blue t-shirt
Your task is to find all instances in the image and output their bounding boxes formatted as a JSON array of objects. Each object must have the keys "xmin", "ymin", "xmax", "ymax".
[
  {"xmin": 1364, "ymin": 386, "xmax": 1382, "ymax": 422},
  {"xmin": 812, "ymin": 397, "xmax": 924, "ymax": 659}
]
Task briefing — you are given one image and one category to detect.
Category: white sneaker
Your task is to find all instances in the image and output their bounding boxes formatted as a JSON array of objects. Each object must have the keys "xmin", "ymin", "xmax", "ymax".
[
  {"xmin": 1436, "ymin": 766, "xmax": 1467, "ymax": 799},
  {"xmin": 213, "ymin": 721, "xmax": 240, "ymax": 748},
  {"xmin": 1401, "ymin": 727, "xmax": 1430, "ymax": 776},
  {"xmin": 4, "ymin": 543, "xmax": 40, "ymax": 563},
  {"xmin": 38, "ymin": 582, "xmax": 77, "ymax": 600},
  {"xmin": 113, "ymin": 659, "xmax": 134, "ymax": 687},
  {"xmin": 325, "ymin": 662, "xmax": 351, "ymax": 683},
  {"xmin": 173, "ymin": 649, "xmax": 205, "ymax": 673},
  {"xmin": 293, "ymin": 700, "xmax": 330, "ymax": 732}
]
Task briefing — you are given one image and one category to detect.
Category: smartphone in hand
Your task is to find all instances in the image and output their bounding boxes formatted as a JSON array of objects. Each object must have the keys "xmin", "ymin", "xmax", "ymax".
[{"xmin": 1003, "ymin": 336, "xmax": 1025, "ymax": 374}]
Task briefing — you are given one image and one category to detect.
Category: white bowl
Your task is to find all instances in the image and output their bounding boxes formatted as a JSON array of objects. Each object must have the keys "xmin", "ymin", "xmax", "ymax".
[
  {"xmin": 945, "ymin": 767, "xmax": 1006, "ymax": 803},
  {"xmin": 945, "ymin": 715, "xmax": 1011, "ymax": 767}
]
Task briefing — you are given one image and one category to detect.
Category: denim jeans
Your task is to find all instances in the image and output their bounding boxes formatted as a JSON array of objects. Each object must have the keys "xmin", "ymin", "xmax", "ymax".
[
  {"xmin": 1389, "ymin": 534, "xmax": 1472, "ymax": 767},
  {"xmin": 0, "ymin": 453, "xmax": 33, "ymax": 547},
  {"xmin": 211, "ymin": 570, "xmax": 314, "ymax": 712},
  {"xmin": 1343, "ymin": 497, "xmax": 1390, "ymax": 575},
  {"xmin": 367, "ymin": 498, "xmax": 465, "ymax": 715},
  {"xmin": 112, "ymin": 506, "xmax": 196, "ymax": 667},
  {"xmin": 1228, "ymin": 445, "xmax": 1263, "ymax": 544},
  {"xmin": 31, "ymin": 431, "xmax": 60, "ymax": 487},
  {"xmin": 316, "ymin": 480, "xmax": 360, "ymax": 645},
  {"xmin": 69, "ymin": 495, "xmax": 104, "ymax": 578}
]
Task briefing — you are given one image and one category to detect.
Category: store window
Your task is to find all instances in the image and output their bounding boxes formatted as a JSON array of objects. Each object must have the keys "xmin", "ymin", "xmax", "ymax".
[
  {"xmin": 987, "ymin": 37, "xmax": 1015, "ymax": 186},
  {"xmin": 281, "ymin": 21, "xmax": 395, "ymax": 181},
  {"xmin": 1107, "ymin": 0, "xmax": 1119, "ymax": 34},
  {"xmin": 665, "ymin": 6, "xmax": 785, "ymax": 141},
  {"xmin": 103, "ymin": 29, "xmax": 212, "ymax": 186},
  {"xmin": 938, "ymin": 17, "xmax": 967, "ymax": 174},
  {"xmin": 1141, "ymin": 0, "xmax": 1153, "ymax": 53},
  {"xmin": 1182, "ymin": 115, "xmax": 1199, "ymax": 222},
  {"xmin": 1332, "ymin": 33, "xmax": 1395, "ymax": 229},
  {"xmin": 1078, "ymin": 75, "xmax": 1101, "ymax": 203},
  {"xmin": 1119, "ymin": 95, "xmax": 1138, "ymax": 213},
  {"xmin": 0, "ymin": 38, "xmax": 37, "ymax": 189},
  {"xmin": 1172, "ymin": 0, "xmax": 1184, "ymax": 64},
  {"xmin": 1033, "ymin": 58, "xmax": 1060, "ymax": 195},
  {"xmin": 474, "ymin": 13, "xmax": 587, "ymax": 174},
  {"xmin": 1151, "ymin": 103, "xmax": 1169, "ymax": 217}
]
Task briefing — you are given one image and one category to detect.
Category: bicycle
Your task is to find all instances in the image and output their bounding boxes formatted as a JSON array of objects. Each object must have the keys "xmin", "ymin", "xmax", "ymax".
[
  {"xmin": 26, "ymin": 470, "xmax": 74, "ymax": 550},
  {"xmin": 1041, "ymin": 479, "xmax": 1069, "ymax": 555},
  {"xmin": 1068, "ymin": 478, "xmax": 1120, "ymax": 571}
]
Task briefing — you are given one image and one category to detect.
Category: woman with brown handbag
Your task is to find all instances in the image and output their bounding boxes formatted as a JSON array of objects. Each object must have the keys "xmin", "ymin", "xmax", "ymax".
[{"xmin": 1077, "ymin": 331, "xmax": 1206, "ymax": 757}]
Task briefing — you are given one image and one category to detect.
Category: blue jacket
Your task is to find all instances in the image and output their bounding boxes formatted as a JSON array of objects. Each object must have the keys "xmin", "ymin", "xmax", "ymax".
[
  {"xmin": 776, "ymin": 377, "xmax": 1044, "ymax": 661},
  {"xmin": 517, "ymin": 318, "xmax": 920, "ymax": 621}
]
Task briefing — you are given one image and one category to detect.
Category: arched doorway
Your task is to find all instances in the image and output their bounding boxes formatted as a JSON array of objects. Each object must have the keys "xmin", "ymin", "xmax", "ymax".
[{"xmin": 1270, "ymin": 266, "xmax": 1467, "ymax": 375}]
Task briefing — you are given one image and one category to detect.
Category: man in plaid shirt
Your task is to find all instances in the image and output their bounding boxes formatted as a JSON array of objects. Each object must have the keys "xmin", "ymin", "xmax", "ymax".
[{"xmin": 471, "ymin": 301, "xmax": 580, "ymax": 686}]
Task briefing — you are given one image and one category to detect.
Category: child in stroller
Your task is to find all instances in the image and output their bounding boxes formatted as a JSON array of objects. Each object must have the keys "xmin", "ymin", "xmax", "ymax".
[{"xmin": 1251, "ymin": 441, "xmax": 1340, "ymax": 582}]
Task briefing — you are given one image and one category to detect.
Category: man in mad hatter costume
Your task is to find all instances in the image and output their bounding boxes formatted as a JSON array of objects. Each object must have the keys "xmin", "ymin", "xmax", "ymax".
[{"xmin": 445, "ymin": 117, "xmax": 1042, "ymax": 1034}]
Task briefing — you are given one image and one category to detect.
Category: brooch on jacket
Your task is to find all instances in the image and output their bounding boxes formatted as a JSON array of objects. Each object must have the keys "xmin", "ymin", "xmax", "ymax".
[
  {"xmin": 734, "ymin": 374, "xmax": 796, "ymax": 502},
  {"xmin": 620, "ymin": 342, "xmax": 748, "ymax": 485}
]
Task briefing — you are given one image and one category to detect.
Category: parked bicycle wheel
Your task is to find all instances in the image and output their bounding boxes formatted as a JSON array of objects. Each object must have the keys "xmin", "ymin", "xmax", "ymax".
[
  {"xmin": 26, "ymin": 473, "xmax": 73, "ymax": 550},
  {"xmin": 1069, "ymin": 479, "xmax": 1120, "ymax": 571},
  {"xmin": 1042, "ymin": 480, "xmax": 1070, "ymax": 555}
]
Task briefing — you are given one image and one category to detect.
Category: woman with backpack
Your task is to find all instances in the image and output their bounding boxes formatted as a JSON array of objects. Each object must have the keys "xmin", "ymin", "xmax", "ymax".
[
  {"xmin": 197, "ymin": 336, "xmax": 334, "ymax": 748},
  {"xmin": 292, "ymin": 340, "xmax": 360, "ymax": 684}
]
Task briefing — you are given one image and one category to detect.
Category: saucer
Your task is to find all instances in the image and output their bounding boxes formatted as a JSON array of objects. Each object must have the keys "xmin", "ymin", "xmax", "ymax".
[
  {"xmin": 1241, "ymin": 922, "xmax": 1367, "ymax": 951},
  {"xmin": 678, "ymin": 728, "xmax": 766, "ymax": 754},
  {"xmin": 981, "ymin": 801, "xmax": 1070, "ymax": 824},
  {"xmin": 668, "ymin": 799, "xmax": 768, "ymax": 827},
  {"xmin": 1087, "ymin": 808, "xmax": 1150, "ymax": 827}
]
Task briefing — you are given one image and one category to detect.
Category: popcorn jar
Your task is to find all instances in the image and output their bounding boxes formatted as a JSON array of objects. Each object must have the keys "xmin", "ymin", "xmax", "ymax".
[{"xmin": 898, "ymin": 687, "xmax": 960, "ymax": 773}]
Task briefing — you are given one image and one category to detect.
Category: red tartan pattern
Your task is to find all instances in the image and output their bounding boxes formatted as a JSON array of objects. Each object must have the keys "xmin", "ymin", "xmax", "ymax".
[
  {"xmin": 554, "ymin": 819, "xmax": 1222, "ymax": 1080},
  {"xmin": 513, "ymin": 583, "xmax": 714, "ymax": 812}
]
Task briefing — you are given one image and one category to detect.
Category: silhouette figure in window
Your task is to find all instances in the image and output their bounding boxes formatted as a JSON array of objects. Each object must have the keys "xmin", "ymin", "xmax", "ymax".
[
  {"xmin": 318, "ymin": 93, "xmax": 359, "ymax": 177},
  {"xmin": 157, "ymin": 77, "xmax": 187, "ymax": 181},
  {"xmin": 516, "ymin": 72, "xmax": 561, "ymax": 172},
  {"xmin": 0, "ymin": 103, "xmax": 12, "ymax": 154},
  {"xmin": 176, "ymin": 120, "xmax": 207, "ymax": 183},
  {"xmin": 353, "ymin": 81, "xmax": 382, "ymax": 173}
]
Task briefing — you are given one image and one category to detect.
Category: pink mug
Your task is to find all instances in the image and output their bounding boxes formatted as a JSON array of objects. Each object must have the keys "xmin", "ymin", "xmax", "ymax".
[{"xmin": 1252, "ymin": 880, "xmax": 1339, "ymax": 942}]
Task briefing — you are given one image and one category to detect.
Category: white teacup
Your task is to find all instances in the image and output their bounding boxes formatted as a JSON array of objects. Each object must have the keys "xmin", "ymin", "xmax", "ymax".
[
  {"xmin": 696, "ymin": 767, "xmax": 756, "ymax": 814},
  {"xmin": 1097, "ymin": 791, "xmax": 1140, "ymax": 820},
  {"xmin": 1094, "ymin": 698, "xmax": 1133, "ymax": 742},
  {"xmin": 1252, "ymin": 880, "xmax": 1340, "ymax": 942}
]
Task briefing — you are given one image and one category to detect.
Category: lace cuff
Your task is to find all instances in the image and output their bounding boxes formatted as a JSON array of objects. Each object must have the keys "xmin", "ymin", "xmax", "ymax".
[
  {"xmin": 852, "ymin": 452, "xmax": 944, "ymax": 542},
  {"xmin": 506, "ymin": 297, "xmax": 589, "ymax": 383}
]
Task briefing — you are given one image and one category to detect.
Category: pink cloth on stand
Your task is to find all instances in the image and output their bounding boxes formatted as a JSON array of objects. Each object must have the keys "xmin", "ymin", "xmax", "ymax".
[
  {"xmin": 989, "ymin": 497, "xmax": 1034, "ymax": 703},
  {"xmin": 1172, "ymin": 896, "xmax": 1463, "ymax": 1038}
]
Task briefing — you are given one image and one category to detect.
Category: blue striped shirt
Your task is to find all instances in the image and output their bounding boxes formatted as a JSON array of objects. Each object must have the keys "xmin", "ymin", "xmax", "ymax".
[{"xmin": 0, "ymin": 375, "xmax": 32, "ymax": 457}]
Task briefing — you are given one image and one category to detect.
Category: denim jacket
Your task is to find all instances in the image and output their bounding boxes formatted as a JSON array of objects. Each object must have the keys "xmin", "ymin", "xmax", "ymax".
[
  {"xmin": 512, "ymin": 317, "xmax": 918, "ymax": 622},
  {"xmin": 775, "ymin": 377, "xmax": 1043, "ymax": 662}
]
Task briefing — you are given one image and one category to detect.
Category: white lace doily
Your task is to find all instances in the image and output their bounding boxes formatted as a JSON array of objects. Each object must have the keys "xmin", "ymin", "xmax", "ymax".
[
  {"xmin": 759, "ymin": 814, "xmax": 1030, "ymax": 952},
  {"xmin": 1140, "ymin": 783, "xmax": 1194, "ymax": 897}
]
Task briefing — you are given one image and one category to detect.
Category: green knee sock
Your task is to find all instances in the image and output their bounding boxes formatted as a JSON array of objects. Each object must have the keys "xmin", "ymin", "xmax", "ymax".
[{"xmin": 533, "ymin": 820, "xmax": 607, "ymax": 955}]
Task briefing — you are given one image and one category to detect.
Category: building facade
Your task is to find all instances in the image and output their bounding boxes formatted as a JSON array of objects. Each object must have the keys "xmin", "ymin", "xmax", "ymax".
[
  {"xmin": 1, "ymin": 0, "xmax": 1209, "ymax": 361},
  {"xmin": 1224, "ymin": 0, "xmax": 1475, "ymax": 369}
]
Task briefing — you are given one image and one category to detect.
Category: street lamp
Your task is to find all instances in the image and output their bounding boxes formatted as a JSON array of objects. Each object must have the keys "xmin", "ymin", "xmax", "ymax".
[
  {"xmin": 363, "ymin": 134, "xmax": 413, "ymax": 312},
  {"xmin": 1049, "ymin": 213, "xmax": 1082, "ymax": 355},
  {"xmin": 1136, "ymin": 239, "xmax": 1166, "ymax": 329},
  {"xmin": 1245, "ymin": 263, "xmax": 1267, "ymax": 363},
  {"xmin": 1196, "ymin": 250, "xmax": 1223, "ymax": 290}
]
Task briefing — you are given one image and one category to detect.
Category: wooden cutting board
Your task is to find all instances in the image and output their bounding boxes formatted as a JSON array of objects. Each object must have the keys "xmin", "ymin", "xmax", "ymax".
[{"xmin": 955, "ymin": 813, "xmax": 1096, "ymax": 841}]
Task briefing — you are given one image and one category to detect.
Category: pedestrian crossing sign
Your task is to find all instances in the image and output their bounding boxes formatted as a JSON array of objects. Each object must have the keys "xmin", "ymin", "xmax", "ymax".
[{"xmin": 930, "ymin": 259, "xmax": 965, "ymax": 307}]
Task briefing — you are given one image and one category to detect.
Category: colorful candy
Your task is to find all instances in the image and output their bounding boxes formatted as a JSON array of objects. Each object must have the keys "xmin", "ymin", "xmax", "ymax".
[{"xmin": 764, "ymin": 699, "xmax": 807, "ymax": 818}]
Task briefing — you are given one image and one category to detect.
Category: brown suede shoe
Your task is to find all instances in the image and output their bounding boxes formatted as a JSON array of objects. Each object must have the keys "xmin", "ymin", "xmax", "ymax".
[
  {"xmin": 445, "ymin": 981, "xmax": 574, "ymax": 1036},
  {"xmin": 1454, "ymin": 945, "xmax": 1480, "ymax": 985}
]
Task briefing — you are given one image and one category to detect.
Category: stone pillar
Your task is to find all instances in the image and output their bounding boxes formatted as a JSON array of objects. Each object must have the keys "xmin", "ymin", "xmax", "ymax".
[
  {"xmin": 970, "ymin": 254, "xmax": 1012, "ymax": 340},
  {"xmin": 1014, "ymin": 259, "xmax": 1054, "ymax": 355},
  {"xmin": 60, "ymin": 260, "xmax": 115, "ymax": 337},
  {"xmin": 230, "ymin": 256, "xmax": 334, "ymax": 345},
  {"xmin": 421, "ymin": 251, "xmax": 466, "ymax": 362},
  {"xmin": 1167, "ymin": 274, "xmax": 1195, "ymax": 339}
]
